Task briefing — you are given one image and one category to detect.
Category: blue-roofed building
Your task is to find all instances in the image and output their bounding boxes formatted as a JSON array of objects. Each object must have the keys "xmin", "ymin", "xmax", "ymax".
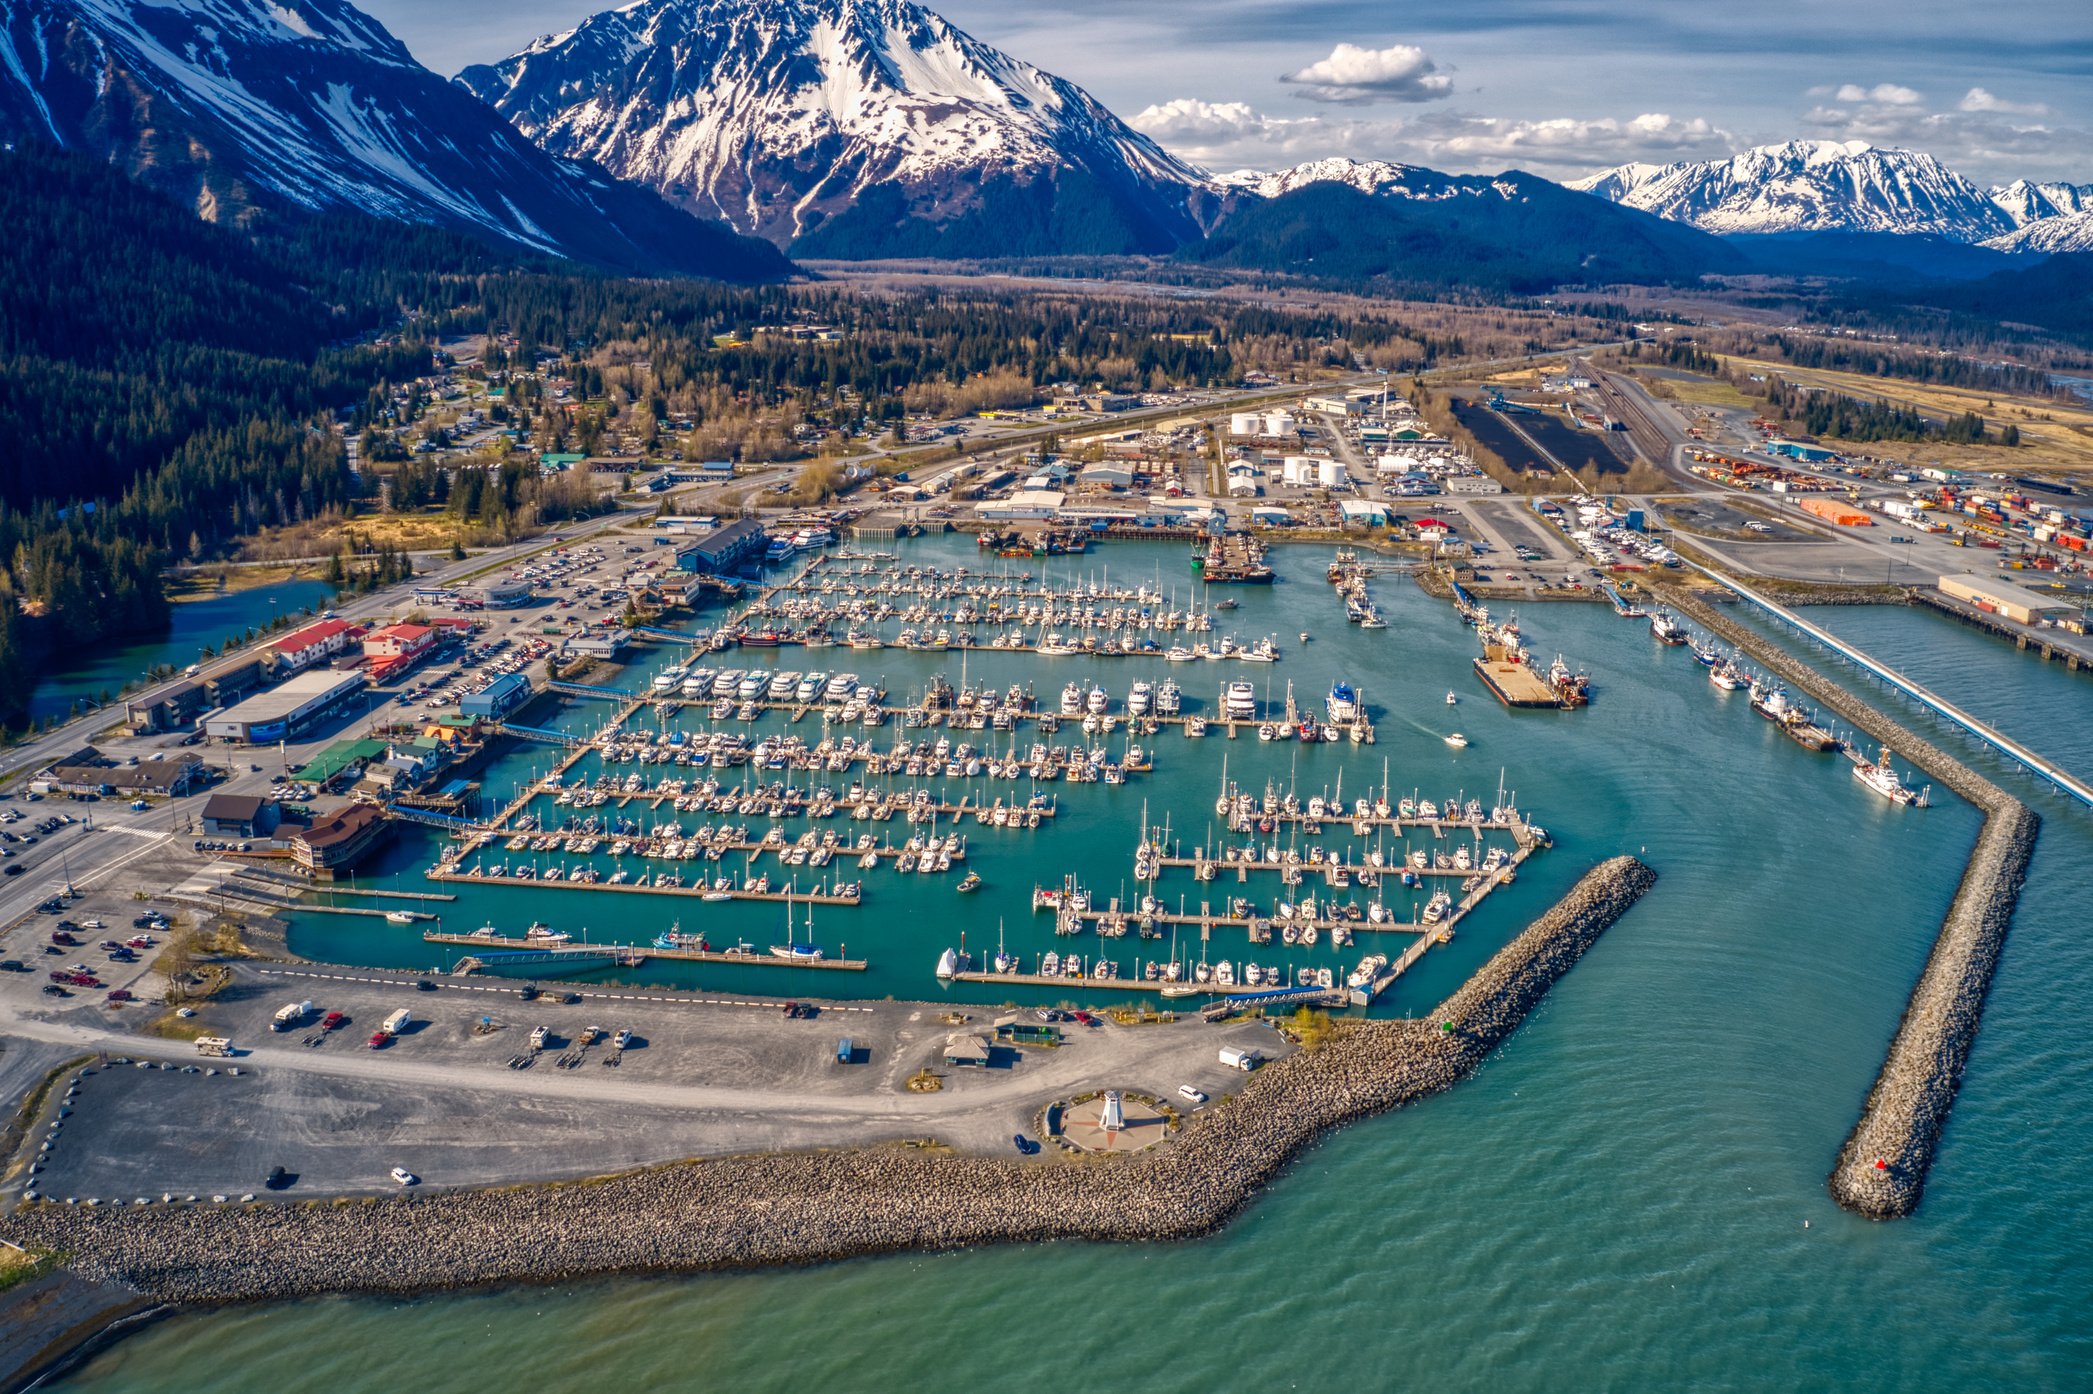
[{"xmin": 461, "ymin": 673, "xmax": 532, "ymax": 719}]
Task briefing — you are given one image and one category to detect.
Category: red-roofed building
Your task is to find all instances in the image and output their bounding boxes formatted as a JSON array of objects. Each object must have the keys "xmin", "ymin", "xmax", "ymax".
[
  {"xmin": 363, "ymin": 623, "xmax": 436, "ymax": 661},
  {"xmin": 269, "ymin": 619, "xmax": 357, "ymax": 672}
]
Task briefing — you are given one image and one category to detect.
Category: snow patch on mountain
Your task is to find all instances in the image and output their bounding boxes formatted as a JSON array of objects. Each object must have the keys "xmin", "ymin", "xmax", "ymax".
[
  {"xmin": 1571, "ymin": 140, "xmax": 2014, "ymax": 241},
  {"xmin": 1988, "ymin": 178, "xmax": 2093, "ymax": 228},
  {"xmin": 1985, "ymin": 209, "xmax": 2093, "ymax": 254},
  {"xmin": 459, "ymin": 0, "xmax": 1211, "ymax": 249},
  {"xmin": 0, "ymin": 0, "xmax": 786, "ymax": 276}
]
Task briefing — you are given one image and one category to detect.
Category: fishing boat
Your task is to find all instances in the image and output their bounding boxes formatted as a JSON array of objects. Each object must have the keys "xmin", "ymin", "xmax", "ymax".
[
  {"xmin": 1649, "ymin": 611, "xmax": 1689, "ymax": 645},
  {"xmin": 383, "ymin": 909, "xmax": 422, "ymax": 925},
  {"xmin": 957, "ymin": 871, "xmax": 982, "ymax": 893}
]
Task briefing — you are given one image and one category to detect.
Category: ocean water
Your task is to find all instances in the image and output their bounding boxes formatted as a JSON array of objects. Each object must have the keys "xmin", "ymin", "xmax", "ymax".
[
  {"xmin": 55, "ymin": 549, "xmax": 2093, "ymax": 1392},
  {"xmin": 25, "ymin": 579, "xmax": 337, "ymax": 725}
]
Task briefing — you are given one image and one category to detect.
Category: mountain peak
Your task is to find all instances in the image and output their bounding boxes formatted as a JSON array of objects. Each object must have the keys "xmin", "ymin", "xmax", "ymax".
[
  {"xmin": 1573, "ymin": 139, "xmax": 2012, "ymax": 240},
  {"xmin": 458, "ymin": 0, "xmax": 1212, "ymax": 255},
  {"xmin": 0, "ymin": 0, "xmax": 790, "ymax": 278}
]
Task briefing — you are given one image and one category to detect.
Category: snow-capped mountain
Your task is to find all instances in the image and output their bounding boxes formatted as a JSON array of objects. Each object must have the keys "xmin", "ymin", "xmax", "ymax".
[
  {"xmin": 1988, "ymin": 178, "xmax": 2093, "ymax": 228},
  {"xmin": 1985, "ymin": 210, "xmax": 2093, "ymax": 255},
  {"xmin": 1572, "ymin": 140, "xmax": 2015, "ymax": 241},
  {"xmin": 1218, "ymin": 157, "xmax": 1515, "ymax": 204},
  {"xmin": 0, "ymin": 0, "xmax": 788, "ymax": 278},
  {"xmin": 457, "ymin": 0, "xmax": 1216, "ymax": 257}
]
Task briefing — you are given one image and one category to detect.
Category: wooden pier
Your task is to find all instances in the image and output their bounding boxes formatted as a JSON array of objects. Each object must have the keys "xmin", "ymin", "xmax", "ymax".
[{"xmin": 423, "ymin": 930, "xmax": 868, "ymax": 971}]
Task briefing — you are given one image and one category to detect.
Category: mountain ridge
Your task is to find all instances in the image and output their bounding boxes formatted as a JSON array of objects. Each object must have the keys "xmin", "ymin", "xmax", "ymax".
[
  {"xmin": 0, "ymin": 0, "xmax": 791, "ymax": 279},
  {"xmin": 457, "ymin": 0, "xmax": 1215, "ymax": 257}
]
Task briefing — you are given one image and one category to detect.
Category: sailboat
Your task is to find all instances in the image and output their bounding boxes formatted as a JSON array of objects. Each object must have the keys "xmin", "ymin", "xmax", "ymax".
[{"xmin": 770, "ymin": 886, "xmax": 824, "ymax": 960}]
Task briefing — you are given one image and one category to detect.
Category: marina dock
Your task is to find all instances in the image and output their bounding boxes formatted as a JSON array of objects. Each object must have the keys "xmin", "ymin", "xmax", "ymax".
[
  {"xmin": 427, "ymin": 867, "xmax": 864, "ymax": 906},
  {"xmin": 424, "ymin": 931, "xmax": 868, "ymax": 971}
]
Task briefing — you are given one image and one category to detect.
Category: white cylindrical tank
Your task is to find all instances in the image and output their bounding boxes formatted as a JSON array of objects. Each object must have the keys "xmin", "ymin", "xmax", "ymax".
[
  {"xmin": 1265, "ymin": 411, "xmax": 1295, "ymax": 437},
  {"xmin": 1229, "ymin": 412, "xmax": 1262, "ymax": 437},
  {"xmin": 1318, "ymin": 459, "xmax": 1346, "ymax": 488}
]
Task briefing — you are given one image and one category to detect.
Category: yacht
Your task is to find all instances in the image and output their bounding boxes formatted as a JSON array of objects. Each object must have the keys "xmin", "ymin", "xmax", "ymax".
[
  {"xmin": 1156, "ymin": 679, "xmax": 1183, "ymax": 715},
  {"xmin": 1326, "ymin": 680, "xmax": 1360, "ymax": 724},
  {"xmin": 1445, "ymin": 691, "xmax": 1458, "ymax": 706},
  {"xmin": 1127, "ymin": 681, "xmax": 1154, "ymax": 716},
  {"xmin": 1223, "ymin": 681, "xmax": 1258, "ymax": 721},
  {"xmin": 1060, "ymin": 682, "xmax": 1084, "ymax": 715},
  {"xmin": 1085, "ymin": 684, "xmax": 1110, "ymax": 714},
  {"xmin": 796, "ymin": 672, "xmax": 828, "ymax": 703}
]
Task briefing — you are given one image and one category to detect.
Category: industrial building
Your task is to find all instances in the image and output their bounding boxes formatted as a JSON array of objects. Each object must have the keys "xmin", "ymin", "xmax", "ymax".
[
  {"xmin": 204, "ymin": 671, "xmax": 369, "ymax": 744},
  {"xmin": 1799, "ymin": 498, "xmax": 1873, "ymax": 527},
  {"xmin": 978, "ymin": 489, "xmax": 1065, "ymax": 521},
  {"xmin": 676, "ymin": 517, "xmax": 766, "ymax": 574},
  {"xmin": 1938, "ymin": 573, "xmax": 2079, "ymax": 625}
]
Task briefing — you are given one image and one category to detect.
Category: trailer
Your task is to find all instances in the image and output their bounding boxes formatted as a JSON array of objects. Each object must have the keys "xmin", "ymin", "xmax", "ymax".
[
  {"xmin": 193, "ymin": 1036, "xmax": 233, "ymax": 1058},
  {"xmin": 270, "ymin": 1000, "xmax": 314, "ymax": 1032}
]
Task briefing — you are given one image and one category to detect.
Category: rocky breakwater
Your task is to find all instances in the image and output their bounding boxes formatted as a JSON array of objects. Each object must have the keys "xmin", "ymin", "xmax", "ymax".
[
  {"xmin": 1828, "ymin": 799, "xmax": 2038, "ymax": 1218},
  {"xmin": 1661, "ymin": 586, "xmax": 2042, "ymax": 1219},
  {"xmin": 5, "ymin": 859, "xmax": 1655, "ymax": 1308}
]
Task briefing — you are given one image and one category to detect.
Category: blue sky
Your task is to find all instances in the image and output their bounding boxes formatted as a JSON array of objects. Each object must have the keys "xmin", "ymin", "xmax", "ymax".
[{"xmin": 359, "ymin": 0, "xmax": 2093, "ymax": 183}]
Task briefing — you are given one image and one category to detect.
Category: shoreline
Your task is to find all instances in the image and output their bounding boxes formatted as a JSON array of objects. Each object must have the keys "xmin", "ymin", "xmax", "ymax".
[
  {"xmin": 1659, "ymin": 586, "xmax": 2041, "ymax": 1220},
  {"xmin": 1, "ymin": 858, "xmax": 1654, "ymax": 1368}
]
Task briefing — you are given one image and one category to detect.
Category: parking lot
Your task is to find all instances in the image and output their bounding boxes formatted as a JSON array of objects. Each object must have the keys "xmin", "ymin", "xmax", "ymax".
[{"xmin": 6, "ymin": 959, "xmax": 1286, "ymax": 1200}]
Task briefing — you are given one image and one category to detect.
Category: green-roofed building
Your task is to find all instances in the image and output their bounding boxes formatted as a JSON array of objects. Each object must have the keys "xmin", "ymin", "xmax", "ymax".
[{"xmin": 300, "ymin": 737, "xmax": 388, "ymax": 785}]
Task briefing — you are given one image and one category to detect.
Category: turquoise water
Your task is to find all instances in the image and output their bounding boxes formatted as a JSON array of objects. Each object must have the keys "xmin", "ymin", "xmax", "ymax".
[
  {"xmin": 55, "ymin": 551, "xmax": 2093, "ymax": 1392},
  {"xmin": 26, "ymin": 579, "xmax": 337, "ymax": 725}
]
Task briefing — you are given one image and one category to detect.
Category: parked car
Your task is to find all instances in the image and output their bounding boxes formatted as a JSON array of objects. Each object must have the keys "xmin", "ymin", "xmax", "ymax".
[
  {"xmin": 389, "ymin": 1167, "xmax": 418, "ymax": 1186},
  {"xmin": 1178, "ymin": 1086, "xmax": 1208, "ymax": 1104}
]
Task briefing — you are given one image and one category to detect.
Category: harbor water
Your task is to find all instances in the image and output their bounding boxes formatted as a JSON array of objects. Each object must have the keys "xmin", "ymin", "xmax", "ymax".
[
  {"xmin": 24, "ymin": 578, "xmax": 336, "ymax": 726},
  {"xmin": 55, "ymin": 545, "xmax": 2093, "ymax": 1392}
]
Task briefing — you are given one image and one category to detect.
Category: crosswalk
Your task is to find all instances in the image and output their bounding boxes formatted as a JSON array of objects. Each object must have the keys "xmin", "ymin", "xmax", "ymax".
[{"xmin": 260, "ymin": 966, "xmax": 874, "ymax": 1012}]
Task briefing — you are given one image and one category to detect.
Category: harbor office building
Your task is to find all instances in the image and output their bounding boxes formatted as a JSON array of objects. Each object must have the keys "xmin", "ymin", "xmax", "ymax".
[
  {"xmin": 675, "ymin": 517, "xmax": 767, "ymax": 574},
  {"xmin": 205, "ymin": 670, "xmax": 369, "ymax": 744}
]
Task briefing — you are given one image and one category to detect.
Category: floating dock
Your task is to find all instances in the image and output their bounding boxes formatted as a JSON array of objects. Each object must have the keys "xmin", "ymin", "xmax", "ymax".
[
  {"xmin": 427, "ymin": 867, "xmax": 863, "ymax": 906},
  {"xmin": 425, "ymin": 931, "xmax": 868, "ymax": 971}
]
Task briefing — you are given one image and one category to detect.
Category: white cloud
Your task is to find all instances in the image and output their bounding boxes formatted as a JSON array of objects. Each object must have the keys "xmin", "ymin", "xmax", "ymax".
[
  {"xmin": 1130, "ymin": 98, "xmax": 1303, "ymax": 146},
  {"xmin": 1407, "ymin": 112, "xmax": 1733, "ymax": 168},
  {"xmin": 1959, "ymin": 87, "xmax": 2049, "ymax": 116},
  {"xmin": 1834, "ymin": 82, "xmax": 1924, "ymax": 106},
  {"xmin": 1280, "ymin": 42, "xmax": 1454, "ymax": 105},
  {"xmin": 1131, "ymin": 97, "xmax": 1734, "ymax": 180},
  {"xmin": 1799, "ymin": 97, "xmax": 2090, "ymax": 175}
]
